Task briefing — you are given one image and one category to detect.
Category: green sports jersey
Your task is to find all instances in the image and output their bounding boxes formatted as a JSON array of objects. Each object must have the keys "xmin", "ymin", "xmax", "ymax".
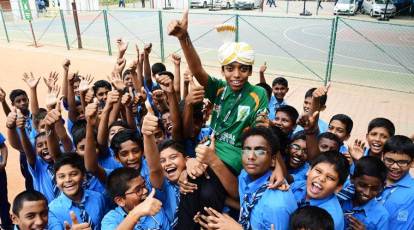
[{"xmin": 205, "ymin": 76, "xmax": 269, "ymax": 173}]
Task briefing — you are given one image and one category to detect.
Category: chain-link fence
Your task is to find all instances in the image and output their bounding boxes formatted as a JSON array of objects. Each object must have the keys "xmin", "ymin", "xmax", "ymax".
[{"xmin": 1, "ymin": 8, "xmax": 413, "ymax": 93}]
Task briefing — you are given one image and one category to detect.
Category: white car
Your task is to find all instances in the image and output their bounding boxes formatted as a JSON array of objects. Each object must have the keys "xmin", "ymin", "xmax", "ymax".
[
  {"xmin": 334, "ymin": 0, "xmax": 357, "ymax": 15},
  {"xmin": 362, "ymin": 0, "xmax": 396, "ymax": 17},
  {"xmin": 217, "ymin": 0, "xmax": 235, "ymax": 8},
  {"xmin": 234, "ymin": 0, "xmax": 262, "ymax": 9},
  {"xmin": 190, "ymin": 0, "xmax": 209, "ymax": 8}
]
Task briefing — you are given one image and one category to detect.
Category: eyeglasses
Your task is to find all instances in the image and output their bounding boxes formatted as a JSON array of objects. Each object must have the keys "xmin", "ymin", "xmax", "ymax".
[
  {"xmin": 289, "ymin": 144, "xmax": 306, "ymax": 154},
  {"xmin": 383, "ymin": 157, "xmax": 412, "ymax": 167},
  {"xmin": 241, "ymin": 149, "xmax": 267, "ymax": 156},
  {"xmin": 124, "ymin": 184, "xmax": 147, "ymax": 197}
]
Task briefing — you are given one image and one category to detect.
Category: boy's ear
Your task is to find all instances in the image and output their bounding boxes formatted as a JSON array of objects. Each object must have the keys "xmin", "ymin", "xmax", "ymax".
[
  {"xmin": 11, "ymin": 213, "xmax": 20, "ymax": 225},
  {"xmin": 334, "ymin": 184, "xmax": 343, "ymax": 194},
  {"xmin": 320, "ymin": 105, "xmax": 326, "ymax": 112},
  {"xmin": 114, "ymin": 196, "xmax": 126, "ymax": 208}
]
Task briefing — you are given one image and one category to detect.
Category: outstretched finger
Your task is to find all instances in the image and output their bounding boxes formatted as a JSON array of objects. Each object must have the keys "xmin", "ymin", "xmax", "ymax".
[
  {"xmin": 145, "ymin": 100, "xmax": 154, "ymax": 115},
  {"xmin": 181, "ymin": 9, "xmax": 189, "ymax": 27},
  {"xmin": 69, "ymin": 211, "xmax": 79, "ymax": 225}
]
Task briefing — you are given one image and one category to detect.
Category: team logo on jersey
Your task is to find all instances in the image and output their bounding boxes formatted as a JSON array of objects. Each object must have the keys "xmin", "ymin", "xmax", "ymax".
[{"xmin": 237, "ymin": 105, "xmax": 250, "ymax": 122}]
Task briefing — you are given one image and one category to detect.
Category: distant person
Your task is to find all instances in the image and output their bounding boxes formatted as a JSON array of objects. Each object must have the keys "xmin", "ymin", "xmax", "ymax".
[{"xmin": 119, "ymin": 0, "xmax": 125, "ymax": 8}]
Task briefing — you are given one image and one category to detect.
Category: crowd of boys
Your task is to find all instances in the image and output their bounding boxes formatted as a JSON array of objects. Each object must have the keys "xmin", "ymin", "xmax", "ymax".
[{"xmin": 0, "ymin": 10, "xmax": 413, "ymax": 230}]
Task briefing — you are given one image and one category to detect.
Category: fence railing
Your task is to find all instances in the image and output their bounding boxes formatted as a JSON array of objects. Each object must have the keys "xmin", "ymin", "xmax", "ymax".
[{"xmin": 0, "ymin": 8, "xmax": 413, "ymax": 93}]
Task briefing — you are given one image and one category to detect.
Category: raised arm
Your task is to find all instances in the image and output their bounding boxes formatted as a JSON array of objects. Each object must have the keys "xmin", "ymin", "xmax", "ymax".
[
  {"xmin": 6, "ymin": 108, "xmax": 23, "ymax": 151},
  {"xmin": 108, "ymin": 72, "xmax": 126, "ymax": 125},
  {"xmin": 0, "ymin": 87, "xmax": 11, "ymax": 116},
  {"xmin": 16, "ymin": 109, "xmax": 36, "ymax": 166},
  {"xmin": 43, "ymin": 108, "xmax": 63, "ymax": 162},
  {"xmin": 61, "ymin": 59, "xmax": 70, "ymax": 101},
  {"xmin": 182, "ymin": 78, "xmax": 205, "ymax": 139},
  {"xmin": 67, "ymin": 71, "xmax": 79, "ymax": 123},
  {"xmin": 143, "ymin": 43, "xmax": 153, "ymax": 90},
  {"xmin": 171, "ymin": 53, "xmax": 182, "ymax": 99},
  {"xmin": 259, "ymin": 62, "xmax": 267, "ymax": 84},
  {"xmin": 168, "ymin": 10, "xmax": 209, "ymax": 87},
  {"xmin": 0, "ymin": 140, "xmax": 8, "ymax": 171},
  {"xmin": 121, "ymin": 88, "xmax": 137, "ymax": 131},
  {"xmin": 97, "ymin": 90, "xmax": 119, "ymax": 146},
  {"xmin": 22, "ymin": 72, "xmax": 40, "ymax": 116},
  {"xmin": 182, "ymin": 69, "xmax": 191, "ymax": 100}
]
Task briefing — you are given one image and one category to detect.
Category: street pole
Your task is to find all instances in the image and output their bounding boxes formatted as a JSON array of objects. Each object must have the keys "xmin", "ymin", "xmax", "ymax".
[
  {"xmin": 378, "ymin": 0, "xmax": 390, "ymax": 21},
  {"xmin": 300, "ymin": 0, "xmax": 312, "ymax": 16},
  {"xmin": 72, "ymin": 0, "xmax": 82, "ymax": 48},
  {"xmin": 29, "ymin": 20, "xmax": 38, "ymax": 47}
]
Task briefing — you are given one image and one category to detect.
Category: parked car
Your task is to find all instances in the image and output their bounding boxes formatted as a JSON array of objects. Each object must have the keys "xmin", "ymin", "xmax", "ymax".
[
  {"xmin": 217, "ymin": 0, "xmax": 235, "ymax": 8},
  {"xmin": 234, "ymin": 0, "xmax": 262, "ymax": 9},
  {"xmin": 190, "ymin": 0, "xmax": 209, "ymax": 8},
  {"xmin": 334, "ymin": 0, "xmax": 358, "ymax": 15},
  {"xmin": 362, "ymin": 0, "xmax": 397, "ymax": 17}
]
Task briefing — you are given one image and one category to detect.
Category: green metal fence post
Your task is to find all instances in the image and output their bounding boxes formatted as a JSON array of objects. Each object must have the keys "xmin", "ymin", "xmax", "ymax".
[
  {"xmin": 324, "ymin": 16, "xmax": 338, "ymax": 85},
  {"xmin": 235, "ymin": 14, "xmax": 239, "ymax": 42},
  {"xmin": 286, "ymin": 0, "xmax": 289, "ymax": 14},
  {"xmin": 59, "ymin": 9, "xmax": 70, "ymax": 50},
  {"xmin": 158, "ymin": 10, "xmax": 165, "ymax": 63},
  {"xmin": 0, "ymin": 8, "xmax": 10, "ymax": 42},
  {"xmin": 103, "ymin": 9, "xmax": 112, "ymax": 56}
]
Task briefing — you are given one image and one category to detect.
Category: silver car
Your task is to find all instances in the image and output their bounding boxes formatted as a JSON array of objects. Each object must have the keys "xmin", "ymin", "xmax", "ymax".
[{"xmin": 362, "ymin": 0, "xmax": 396, "ymax": 17}]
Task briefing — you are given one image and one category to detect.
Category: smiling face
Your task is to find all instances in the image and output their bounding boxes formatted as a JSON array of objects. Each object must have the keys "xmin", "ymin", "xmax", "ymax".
[
  {"xmin": 303, "ymin": 97, "xmax": 312, "ymax": 113},
  {"xmin": 118, "ymin": 176, "xmax": 148, "ymax": 212},
  {"xmin": 160, "ymin": 147, "xmax": 186, "ymax": 183},
  {"xmin": 328, "ymin": 120, "xmax": 349, "ymax": 142},
  {"xmin": 318, "ymin": 137, "xmax": 339, "ymax": 153},
  {"xmin": 222, "ymin": 62, "xmax": 252, "ymax": 92},
  {"xmin": 306, "ymin": 162, "xmax": 341, "ymax": 200},
  {"xmin": 161, "ymin": 112, "xmax": 173, "ymax": 137},
  {"xmin": 95, "ymin": 87, "xmax": 110, "ymax": 103},
  {"xmin": 35, "ymin": 135, "xmax": 52, "ymax": 163},
  {"xmin": 55, "ymin": 165, "xmax": 84, "ymax": 201},
  {"xmin": 287, "ymin": 139, "xmax": 307, "ymax": 169},
  {"xmin": 383, "ymin": 152, "xmax": 413, "ymax": 183},
  {"xmin": 274, "ymin": 111, "xmax": 295, "ymax": 134},
  {"xmin": 12, "ymin": 200, "xmax": 48, "ymax": 230},
  {"xmin": 272, "ymin": 84, "xmax": 288, "ymax": 101},
  {"xmin": 123, "ymin": 74, "xmax": 133, "ymax": 88},
  {"xmin": 13, "ymin": 94, "xmax": 30, "ymax": 113},
  {"xmin": 116, "ymin": 140, "xmax": 143, "ymax": 170},
  {"xmin": 242, "ymin": 135, "xmax": 274, "ymax": 180},
  {"xmin": 352, "ymin": 175, "xmax": 383, "ymax": 206},
  {"xmin": 366, "ymin": 127, "xmax": 391, "ymax": 156}
]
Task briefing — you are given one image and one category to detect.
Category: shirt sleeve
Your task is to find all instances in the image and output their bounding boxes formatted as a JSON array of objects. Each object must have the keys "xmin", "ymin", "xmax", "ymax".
[
  {"xmin": 0, "ymin": 133, "xmax": 5, "ymax": 145},
  {"xmin": 48, "ymin": 211, "xmax": 64, "ymax": 230},
  {"xmin": 262, "ymin": 205, "xmax": 291, "ymax": 230},
  {"xmin": 101, "ymin": 212, "xmax": 121, "ymax": 230},
  {"xmin": 204, "ymin": 76, "xmax": 226, "ymax": 102}
]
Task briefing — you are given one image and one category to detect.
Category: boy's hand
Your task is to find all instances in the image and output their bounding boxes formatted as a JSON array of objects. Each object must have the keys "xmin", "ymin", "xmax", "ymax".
[
  {"xmin": 0, "ymin": 87, "xmax": 6, "ymax": 103},
  {"xmin": 67, "ymin": 71, "xmax": 78, "ymax": 84},
  {"xmin": 131, "ymin": 189, "xmax": 162, "ymax": 218},
  {"xmin": 114, "ymin": 58, "xmax": 127, "ymax": 75},
  {"xmin": 348, "ymin": 139, "xmax": 366, "ymax": 161},
  {"xmin": 108, "ymin": 72, "xmax": 126, "ymax": 92},
  {"xmin": 255, "ymin": 111, "xmax": 270, "ymax": 128},
  {"xmin": 312, "ymin": 82, "xmax": 331, "ymax": 99},
  {"xmin": 62, "ymin": 59, "xmax": 71, "ymax": 71},
  {"xmin": 186, "ymin": 158, "xmax": 208, "ymax": 180},
  {"xmin": 121, "ymin": 89, "xmax": 132, "ymax": 107},
  {"xmin": 104, "ymin": 90, "xmax": 120, "ymax": 110},
  {"xmin": 259, "ymin": 62, "xmax": 267, "ymax": 73},
  {"xmin": 46, "ymin": 84, "xmax": 61, "ymax": 109},
  {"xmin": 22, "ymin": 72, "xmax": 40, "ymax": 89},
  {"xmin": 186, "ymin": 78, "xmax": 204, "ymax": 105},
  {"xmin": 168, "ymin": 10, "xmax": 189, "ymax": 40},
  {"xmin": 156, "ymin": 74, "xmax": 174, "ymax": 94},
  {"xmin": 64, "ymin": 211, "xmax": 92, "ymax": 230},
  {"xmin": 85, "ymin": 98, "xmax": 99, "ymax": 126},
  {"xmin": 116, "ymin": 38, "xmax": 128, "ymax": 56},
  {"xmin": 171, "ymin": 53, "xmax": 181, "ymax": 65},
  {"xmin": 6, "ymin": 108, "xmax": 17, "ymax": 129},
  {"xmin": 268, "ymin": 169, "xmax": 289, "ymax": 191},
  {"xmin": 144, "ymin": 43, "xmax": 152, "ymax": 55},
  {"xmin": 44, "ymin": 101, "xmax": 62, "ymax": 128},
  {"xmin": 195, "ymin": 136, "xmax": 218, "ymax": 166},
  {"xmin": 346, "ymin": 215, "xmax": 366, "ymax": 230},
  {"xmin": 178, "ymin": 170, "xmax": 198, "ymax": 194},
  {"xmin": 141, "ymin": 112, "xmax": 159, "ymax": 136},
  {"xmin": 15, "ymin": 109, "xmax": 26, "ymax": 130},
  {"xmin": 43, "ymin": 71, "xmax": 59, "ymax": 91},
  {"xmin": 204, "ymin": 207, "xmax": 243, "ymax": 230},
  {"xmin": 193, "ymin": 211, "xmax": 212, "ymax": 229},
  {"xmin": 183, "ymin": 69, "xmax": 192, "ymax": 84},
  {"xmin": 297, "ymin": 111, "xmax": 319, "ymax": 133},
  {"xmin": 78, "ymin": 75, "xmax": 94, "ymax": 94}
]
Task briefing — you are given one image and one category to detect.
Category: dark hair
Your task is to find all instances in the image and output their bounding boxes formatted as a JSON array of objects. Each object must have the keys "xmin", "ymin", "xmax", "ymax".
[
  {"xmin": 305, "ymin": 88, "xmax": 327, "ymax": 106},
  {"xmin": 158, "ymin": 71, "xmax": 174, "ymax": 80},
  {"xmin": 270, "ymin": 126, "xmax": 289, "ymax": 157},
  {"xmin": 93, "ymin": 80, "xmax": 112, "ymax": 94},
  {"xmin": 34, "ymin": 132, "xmax": 47, "ymax": 147},
  {"xmin": 353, "ymin": 156, "xmax": 387, "ymax": 184},
  {"xmin": 241, "ymin": 127, "xmax": 280, "ymax": 156},
  {"xmin": 255, "ymin": 83, "xmax": 272, "ymax": 101},
  {"xmin": 317, "ymin": 132, "xmax": 341, "ymax": 151},
  {"xmin": 272, "ymin": 77, "xmax": 288, "ymax": 87},
  {"xmin": 9, "ymin": 89, "xmax": 28, "ymax": 103},
  {"xmin": 158, "ymin": 139, "xmax": 186, "ymax": 156},
  {"xmin": 110, "ymin": 129, "xmax": 143, "ymax": 155},
  {"xmin": 329, "ymin": 114, "xmax": 353, "ymax": 135},
  {"xmin": 12, "ymin": 190, "xmax": 48, "ymax": 215},
  {"xmin": 72, "ymin": 126, "xmax": 86, "ymax": 148},
  {"xmin": 383, "ymin": 135, "xmax": 414, "ymax": 159},
  {"xmin": 311, "ymin": 151, "xmax": 349, "ymax": 185},
  {"xmin": 54, "ymin": 152, "xmax": 86, "ymax": 175},
  {"xmin": 107, "ymin": 167, "xmax": 141, "ymax": 199},
  {"xmin": 367, "ymin": 118, "xmax": 395, "ymax": 137},
  {"xmin": 109, "ymin": 120, "xmax": 129, "ymax": 131},
  {"xmin": 151, "ymin": 63, "xmax": 166, "ymax": 76},
  {"xmin": 33, "ymin": 108, "xmax": 48, "ymax": 124},
  {"xmin": 291, "ymin": 130, "xmax": 306, "ymax": 143},
  {"xmin": 276, "ymin": 105, "xmax": 299, "ymax": 124},
  {"xmin": 290, "ymin": 206, "xmax": 334, "ymax": 230},
  {"xmin": 122, "ymin": 69, "xmax": 132, "ymax": 80},
  {"xmin": 70, "ymin": 119, "xmax": 86, "ymax": 136}
]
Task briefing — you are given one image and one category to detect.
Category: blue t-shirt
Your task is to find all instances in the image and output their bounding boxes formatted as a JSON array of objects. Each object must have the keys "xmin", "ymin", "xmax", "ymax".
[
  {"xmin": 48, "ymin": 190, "xmax": 107, "ymax": 230},
  {"xmin": 378, "ymin": 173, "xmax": 414, "ymax": 229},
  {"xmin": 184, "ymin": 127, "xmax": 213, "ymax": 158},
  {"xmin": 98, "ymin": 148, "xmax": 123, "ymax": 170},
  {"xmin": 28, "ymin": 156, "xmax": 57, "ymax": 203},
  {"xmin": 291, "ymin": 180, "xmax": 344, "ymax": 230},
  {"xmin": 268, "ymin": 96, "xmax": 287, "ymax": 121},
  {"xmin": 293, "ymin": 118, "xmax": 329, "ymax": 135},
  {"xmin": 157, "ymin": 179, "xmax": 179, "ymax": 225},
  {"xmin": 239, "ymin": 170, "xmax": 298, "ymax": 230},
  {"xmin": 0, "ymin": 133, "xmax": 5, "ymax": 163},
  {"xmin": 341, "ymin": 198, "xmax": 389, "ymax": 230},
  {"xmin": 288, "ymin": 163, "xmax": 310, "ymax": 183}
]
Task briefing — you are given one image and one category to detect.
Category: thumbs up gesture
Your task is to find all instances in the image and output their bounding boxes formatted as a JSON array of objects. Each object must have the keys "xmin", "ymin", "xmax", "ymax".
[
  {"xmin": 168, "ymin": 10, "xmax": 189, "ymax": 40},
  {"xmin": 64, "ymin": 211, "xmax": 91, "ymax": 230},
  {"xmin": 85, "ymin": 98, "xmax": 99, "ymax": 126},
  {"xmin": 131, "ymin": 189, "xmax": 162, "ymax": 218},
  {"xmin": 15, "ymin": 108, "xmax": 26, "ymax": 130},
  {"xmin": 186, "ymin": 77, "xmax": 204, "ymax": 105},
  {"xmin": 142, "ymin": 100, "xmax": 158, "ymax": 136},
  {"xmin": 6, "ymin": 107, "xmax": 18, "ymax": 129},
  {"xmin": 195, "ymin": 136, "xmax": 218, "ymax": 166},
  {"xmin": 43, "ymin": 100, "xmax": 62, "ymax": 128}
]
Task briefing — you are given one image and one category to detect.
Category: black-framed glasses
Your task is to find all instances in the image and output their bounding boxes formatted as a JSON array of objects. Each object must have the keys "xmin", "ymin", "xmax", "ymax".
[
  {"xmin": 383, "ymin": 157, "xmax": 412, "ymax": 167},
  {"xmin": 289, "ymin": 144, "xmax": 306, "ymax": 154},
  {"xmin": 241, "ymin": 149, "xmax": 267, "ymax": 156},
  {"xmin": 124, "ymin": 184, "xmax": 147, "ymax": 197}
]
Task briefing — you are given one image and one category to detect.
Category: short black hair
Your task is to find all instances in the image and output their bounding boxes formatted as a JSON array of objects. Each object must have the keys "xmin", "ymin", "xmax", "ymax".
[
  {"xmin": 255, "ymin": 83, "xmax": 272, "ymax": 101},
  {"xmin": 12, "ymin": 190, "xmax": 48, "ymax": 216},
  {"xmin": 107, "ymin": 167, "xmax": 141, "ymax": 200},
  {"xmin": 353, "ymin": 156, "xmax": 387, "ymax": 184},
  {"xmin": 9, "ymin": 89, "xmax": 28, "ymax": 103},
  {"xmin": 272, "ymin": 77, "xmax": 288, "ymax": 87},
  {"xmin": 290, "ymin": 206, "xmax": 334, "ymax": 230},
  {"xmin": 270, "ymin": 126, "xmax": 289, "ymax": 157},
  {"xmin": 305, "ymin": 88, "xmax": 327, "ymax": 106},
  {"xmin": 110, "ymin": 129, "xmax": 143, "ymax": 155},
  {"xmin": 383, "ymin": 135, "xmax": 414, "ymax": 159},
  {"xmin": 158, "ymin": 139, "xmax": 186, "ymax": 156},
  {"xmin": 329, "ymin": 114, "xmax": 353, "ymax": 135},
  {"xmin": 276, "ymin": 105, "xmax": 299, "ymax": 124},
  {"xmin": 311, "ymin": 151, "xmax": 349, "ymax": 186},
  {"xmin": 317, "ymin": 132, "xmax": 342, "ymax": 151},
  {"xmin": 109, "ymin": 120, "xmax": 129, "ymax": 131},
  {"xmin": 34, "ymin": 132, "xmax": 47, "ymax": 147},
  {"xmin": 151, "ymin": 63, "xmax": 166, "ymax": 76},
  {"xmin": 241, "ymin": 127, "xmax": 280, "ymax": 156},
  {"xmin": 33, "ymin": 108, "xmax": 48, "ymax": 124},
  {"xmin": 70, "ymin": 119, "xmax": 86, "ymax": 136},
  {"xmin": 93, "ymin": 80, "xmax": 112, "ymax": 94},
  {"xmin": 291, "ymin": 130, "xmax": 306, "ymax": 143},
  {"xmin": 72, "ymin": 125, "xmax": 86, "ymax": 148},
  {"xmin": 122, "ymin": 69, "xmax": 132, "ymax": 80},
  {"xmin": 158, "ymin": 71, "xmax": 174, "ymax": 80},
  {"xmin": 53, "ymin": 152, "xmax": 86, "ymax": 175},
  {"xmin": 367, "ymin": 117, "xmax": 395, "ymax": 137}
]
